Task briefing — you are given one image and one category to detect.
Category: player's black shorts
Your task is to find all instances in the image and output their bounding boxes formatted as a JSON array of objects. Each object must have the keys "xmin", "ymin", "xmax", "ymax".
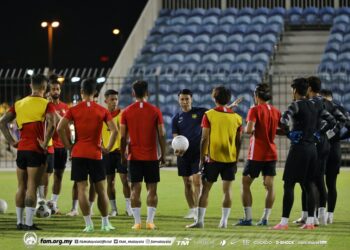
[
  {"xmin": 326, "ymin": 141, "xmax": 341, "ymax": 177},
  {"xmin": 46, "ymin": 153, "xmax": 54, "ymax": 174},
  {"xmin": 103, "ymin": 151, "xmax": 127, "ymax": 175},
  {"xmin": 128, "ymin": 160, "xmax": 160, "ymax": 183},
  {"xmin": 71, "ymin": 157, "xmax": 106, "ymax": 183},
  {"xmin": 177, "ymin": 155, "xmax": 200, "ymax": 177},
  {"xmin": 243, "ymin": 160, "xmax": 276, "ymax": 178},
  {"xmin": 202, "ymin": 161, "xmax": 237, "ymax": 182},
  {"xmin": 283, "ymin": 143, "xmax": 317, "ymax": 183},
  {"xmin": 16, "ymin": 150, "xmax": 46, "ymax": 170},
  {"xmin": 54, "ymin": 148, "xmax": 67, "ymax": 171}
]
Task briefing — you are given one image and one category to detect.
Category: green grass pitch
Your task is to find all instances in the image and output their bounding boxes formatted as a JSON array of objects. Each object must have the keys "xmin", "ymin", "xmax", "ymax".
[{"xmin": 0, "ymin": 168, "xmax": 349, "ymax": 250}]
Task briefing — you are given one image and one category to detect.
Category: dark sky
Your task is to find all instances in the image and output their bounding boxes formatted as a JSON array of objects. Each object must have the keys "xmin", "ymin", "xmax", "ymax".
[{"xmin": 0, "ymin": 0, "xmax": 148, "ymax": 69}]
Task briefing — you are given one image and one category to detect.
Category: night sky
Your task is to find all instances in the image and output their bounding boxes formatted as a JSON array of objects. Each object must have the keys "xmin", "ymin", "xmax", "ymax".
[{"xmin": 0, "ymin": 0, "xmax": 148, "ymax": 69}]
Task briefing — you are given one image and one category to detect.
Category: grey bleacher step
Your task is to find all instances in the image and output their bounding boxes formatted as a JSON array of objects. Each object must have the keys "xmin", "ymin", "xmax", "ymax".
[
  {"xmin": 275, "ymin": 54, "xmax": 322, "ymax": 63},
  {"xmin": 278, "ymin": 45, "xmax": 325, "ymax": 54},
  {"xmin": 281, "ymin": 35, "xmax": 329, "ymax": 44},
  {"xmin": 271, "ymin": 64, "xmax": 317, "ymax": 72}
]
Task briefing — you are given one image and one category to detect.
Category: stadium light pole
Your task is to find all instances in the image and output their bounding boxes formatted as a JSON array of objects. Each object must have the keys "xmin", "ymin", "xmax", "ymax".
[{"xmin": 41, "ymin": 21, "xmax": 60, "ymax": 70}]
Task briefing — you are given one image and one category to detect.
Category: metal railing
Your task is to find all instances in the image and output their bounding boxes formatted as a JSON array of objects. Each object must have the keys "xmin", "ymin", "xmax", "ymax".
[{"xmin": 1, "ymin": 73, "xmax": 349, "ymax": 168}]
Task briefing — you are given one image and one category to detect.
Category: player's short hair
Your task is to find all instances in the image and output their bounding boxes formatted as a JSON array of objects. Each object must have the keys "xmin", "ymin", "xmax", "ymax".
[
  {"xmin": 178, "ymin": 89, "xmax": 193, "ymax": 97},
  {"xmin": 132, "ymin": 80, "xmax": 148, "ymax": 98},
  {"xmin": 31, "ymin": 74, "xmax": 48, "ymax": 88},
  {"xmin": 212, "ymin": 86, "xmax": 231, "ymax": 105},
  {"xmin": 320, "ymin": 89, "xmax": 333, "ymax": 97},
  {"xmin": 307, "ymin": 76, "xmax": 321, "ymax": 93},
  {"xmin": 104, "ymin": 89, "xmax": 118, "ymax": 98},
  {"xmin": 291, "ymin": 78, "xmax": 308, "ymax": 96},
  {"xmin": 254, "ymin": 83, "xmax": 271, "ymax": 101},
  {"xmin": 81, "ymin": 78, "xmax": 97, "ymax": 96},
  {"xmin": 48, "ymin": 74, "xmax": 60, "ymax": 85}
]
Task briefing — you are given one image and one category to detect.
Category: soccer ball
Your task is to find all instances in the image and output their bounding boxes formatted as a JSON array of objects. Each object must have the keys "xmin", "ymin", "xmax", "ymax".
[
  {"xmin": 0, "ymin": 199, "xmax": 8, "ymax": 214},
  {"xmin": 172, "ymin": 135, "xmax": 189, "ymax": 152},
  {"xmin": 35, "ymin": 200, "xmax": 51, "ymax": 218}
]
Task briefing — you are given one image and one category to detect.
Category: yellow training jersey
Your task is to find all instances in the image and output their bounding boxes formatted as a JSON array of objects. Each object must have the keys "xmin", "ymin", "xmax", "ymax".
[
  {"xmin": 202, "ymin": 106, "xmax": 242, "ymax": 163},
  {"xmin": 102, "ymin": 109, "xmax": 121, "ymax": 152},
  {"xmin": 15, "ymin": 96, "xmax": 49, "ymax": 129}
]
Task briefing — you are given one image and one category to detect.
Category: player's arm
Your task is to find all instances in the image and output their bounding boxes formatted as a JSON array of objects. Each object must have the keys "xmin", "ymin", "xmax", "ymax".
[
  {"xmin": 227, "ymin": 96, "xmax": 243, "ymax": 109},
  {"xmin": 245, "ymin": 121, "xmax": 255, "ymax": 135},
  {"xmin": 104, "ymin": 120, "xmax": 117, "ymax": 153},
  {"xmin": 235, "ymin": 126, "xmax": 243, "ymax": 162},
  {"xmin": 157, "ymin": 123, "xmax": 166, "ymax": 165},
  {"xmin": 57, "ymin": 117, "xmax": 73, "ymax": 150},
  {"xmin": 120, "ymin": 124, "xmax": 128, "ymax": 165},
  {"xmin": 199, "ymin": 127, "xmax": 210, "ymax": 167},
  {"xmin": 37, "ymin": 111, "xmax": 56, "ymax": 150},
  {"xmin": 280, "ymin": 102, "xmax": 298, "ymax": 133},
  {"xmin": 0, "ymin": 111, "xmax": 18, "ymax": 147}
]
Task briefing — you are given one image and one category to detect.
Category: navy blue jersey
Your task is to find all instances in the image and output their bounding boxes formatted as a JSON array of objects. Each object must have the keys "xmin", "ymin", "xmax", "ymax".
[{"xmin": 172, "ymin": 107, "xmax": 207, "ymax": 158}]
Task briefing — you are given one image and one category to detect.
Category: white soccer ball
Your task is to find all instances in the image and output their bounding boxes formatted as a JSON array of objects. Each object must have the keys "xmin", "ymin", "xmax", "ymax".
[
  {"xmin": 0, "ymin": 199, "xmax": 8, "ymax": 214},
  {"xmin": 36, "ymin": 201, "xmax": 51, "ymax": 218},
  {"xmin": 172, "ymin": 135, "xmax": 189, "ymax": 152}
]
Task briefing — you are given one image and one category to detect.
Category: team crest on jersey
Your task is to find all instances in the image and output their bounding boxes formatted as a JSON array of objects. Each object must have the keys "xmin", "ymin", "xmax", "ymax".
[{"xmin": 192, "ymin": 114, "xmax": 197, "ymax": 119}]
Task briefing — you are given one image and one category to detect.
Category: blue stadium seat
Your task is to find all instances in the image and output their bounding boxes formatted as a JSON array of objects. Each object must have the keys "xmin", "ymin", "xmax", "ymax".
[
  {"xmin": 189, "ymin": 43, "xmax": 207, "ymax": 53},
  {"xmin": 267, "ymin": 15, "xmax": 284, "ymax": 25},
  {"xmin": 211, "ymin": 34, "xmax": 227, "ymax": 43},
  {"xmin": 252, "ymin": 53, "xmax": 269, "ymax": 64},
  {"xmin": 168, "ymin": 53, "xmax": 185, "ymax": 63},
  {"xmin": 320, "ymin": 7, "xmax": 334, "ymax": 24},
  {"xmin": 150, "ymin": 26, "xmax": 166, "ymax": 36},
  {"xmin": 340, "ymin": 43, "xmax": 350, "ymax": 53},
  {"xmin": 202, "ymin": 53, "xmax": 219, "ymax": 63},
  {"xmin": 206, "ymin": 8, "xmax": 221, "ymax": 16},
  {"xmin": 231, "ymin": 62, "xmax": 248, "ymax": 74},
  {"xmin": 187, "ymin": 16, "xmax": 202, "ymax": 25},
  {"xmin": 269, "ymin": 7, "xmax": 286, "ymax": 17},
  {"xmin": 336, "ymin": 7, "xmax": 350, "ymax": 15},
  {"xmin": 230, "ymin": 24, "xmax": 248, "ymax": 34},
  {"xmin": 256, "ymin": 42, "xmax": 274, "ymax": 55},
  {"xmin": 303, "ymin": 7, "xmax": 319, "ymax": 25},
  {"xmin": 288, "ymin": 7, "xmax": 303, "ymax": 25},
  {"xmin": 219, "ymin": 53, "xmax": 235, "ymax": 63},
  {"xmin": 227, "ymin": 34, "xmax": 244, "ymax": 43},
  {"xmin": 197, "ymin": 25, "xmax": 215, "ymax": 35},
  {"xmin": 338, "ymin": 52, "xmax": 350, "ymax": 62},
  {"xmin": 236, "ymin": 15, "xmax": 251, "ymax": 25},
  {"xmin": 202, "ymin": 15, "xmax": 219, "ymax": 25},
  {"xmin": 141, "ymin": 44, "xmax": 157, "ymax": 54},
  {"xmin": 170, "ymin": 16, "xmax": 187, "ymax": 25},
  {"xmin": 263, "ymin": 23, "xmax": 282, "ymax": 35},
  {"xmin": 331, "ymin": 23, "xmax": 347, "ymax": 34},
  {"xmin": 260, "ymin": 33, "xmax": 278, "ymax": 44},
  {"xmin": 172, "ymin": 9, "xmax": 191, "ymax": 17},
  {"xmin": 252, "ymin": 15, "xmax": 267, "ymax": 25},
  {"xmin": 128, "ymin": 64, "xmax": 146, "ymax": 76},
  {"xmin": 328, "ymin": 33, "xmax": 343, "ymax": 43},
  {"xmin": 190, "ymin": 8, "xmax": 206, "ymax": 16},
  {"xmin": 324, "ymin": 42, "xmax": 340, "ymax": 53},
  {"xmin": 206, "ymin": 43, "xmax": 224, "ymax": 53},
  {"xmin": 321, "ymin": 52, "xmax": 337, "ymax": 62},
  {"xmin": 243, "ymin": 34, "xmax": 260, "ymax": 43},
  {"xmin": 215, "ymin": 24, "xmax": 232, "ymax": 34},
  {"xmin": 146, "ymin": 34, "xmax": 162, "ymax": 44},
  {"xmin": 238, "ymin": 7, "xmax": 254, "ymax": 17},
  {"xmin": 236, "ymin": 53, "xmax": 252, "ymax": 63},
  {"xmin": 172, "ymin": 43, "xmax": 190, "ymax": 53},
  {"xmin": 162, "ymin": 34, "xmax": 178, "ymax": 43},
  {"xmin": 159, "ymin": 9, "xmax": 171, "ymax": 17},
  {"xmin": 246, "ymin": 24, "xmax": 264, "ymax": 34},
  {"xmin": 344, "ymin": 33, "xmax": 350, "ymax": 42},
  {"xmin": 332, "ymin": 62, "xmax": 349, "ymax": 73},
  {"xmin": 178, "ymin": 34, "xmax": 194, "ymax": 43},
  {"xmin": 195, "ymin": 63, "xmax": 215, "ymax": 75},
  {"xmin": 145, "ymin": 63, "xmax": 161, "ymax": 75},
  {"xmin": 151, "ymin": 53, "xmax": 169, "ymax": 64},
  {"xmin": 222, "ymin": 8, "xmax": 238, "ymax": 17},
  {"xmin": 184, "ymin": 53, "xmax": 201, "ymax": 63},
  {"xmin": 248, "ymin": 62, "xmax": 267, "ymax": 74},
  {"xmin": 160, "ymin": 64, "xmax": 179, "ymax": 75},
  {"xmin": 333, "ymin": 15, "xmax": 350, "ymax": 24},
  {"xmin": 224, "ymin": 43, "xmax": 241, "ymax": 53},
  {"xmin": 214, "ymin": 63, "xmax": 231, "ymax": 75},
  {"xmin": 163, "ymin": 25, "xmax": 183, "ymax": 35},
  {"xmin": 240, "ymin": 43, "xmax": 256, "ymax": 53},
  {"xmin": 194, "ymin": 34, "xmax": 211, "ymax": 43},
  {"xmin": 181, "ymin": 25, "xmax": 198, "ymax": 35},
  {"xmin": 155, "ymin": 16, "xmax": 169, "ymax": 26},
  {"xmin": 219, "ymin": 15, "xmax": 235, "ymax": 25},
  {"xmin": 156, "ymin": 43, "xmax": 173, "ymax": 53},
  {"xmin": 254, "ymin": 7, "xmax": 269, "ymax": 16}
]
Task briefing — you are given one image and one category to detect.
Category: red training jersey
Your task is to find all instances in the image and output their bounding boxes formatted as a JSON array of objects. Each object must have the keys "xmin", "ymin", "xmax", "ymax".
[
  {"xmin": 64, "ymin": 101, "xmax": 112, "ymax": 160},
  {"xmin": 9, "ymin": 102, "xmax": 55, "ymax": 153},
  {"xmin": 52, "ymin": 101, "xmax": 69, "ymax": 148},
  {"xmin": 121, "ymin": 101, "xmax": 163, "ymax": 161},
  {"xmin": 246, "ymin": 103, "xmax": 281, "ymax": 161}
]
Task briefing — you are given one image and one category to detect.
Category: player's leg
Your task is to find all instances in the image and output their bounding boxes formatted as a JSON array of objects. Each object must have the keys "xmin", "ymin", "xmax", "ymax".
[
  {"xmin": 128, "ymin": 160, "xmax": 143, "ymax": 229},
  {"xmin": 77, "ymin": 181, "xmax": 93, "ymax": 231},
  {"xmin": 144, "ymin": 161, "xmax": 160, "ymax": 230},
  {"xmin": 37, "ymin": 156, "xmax": 51, "ymax": 201},
  {"xmin": 219, "ymin": 180, "xmax": 232, "ymax": 228},
  {"xmin": 94, "ymin": 179, "xmax": 114, "ymax": 231},
  {"xmin": 88, "ymin": 177, "xmax": 96, "ymax": 215},
  {"xmin": 294, "ymin": 184, "xmax": 308, "ymax": 224},
  {"xmin": 119, "ymin": 173, "xmax": 132, "ymax": 216},
  {"xmin": 66, "ymin": 182, "xmax": 79, "ymax": 216},
  {"xmin": 50, "ymin": 148, "xmax": 67, "ymax": 213},
  {"xmin": 104, "ymin": 152, "xmax": 117, "ymax": 216},
  {"xmin": 15, "ymin": 166, "xmax": 27, "ymax": 229}
]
